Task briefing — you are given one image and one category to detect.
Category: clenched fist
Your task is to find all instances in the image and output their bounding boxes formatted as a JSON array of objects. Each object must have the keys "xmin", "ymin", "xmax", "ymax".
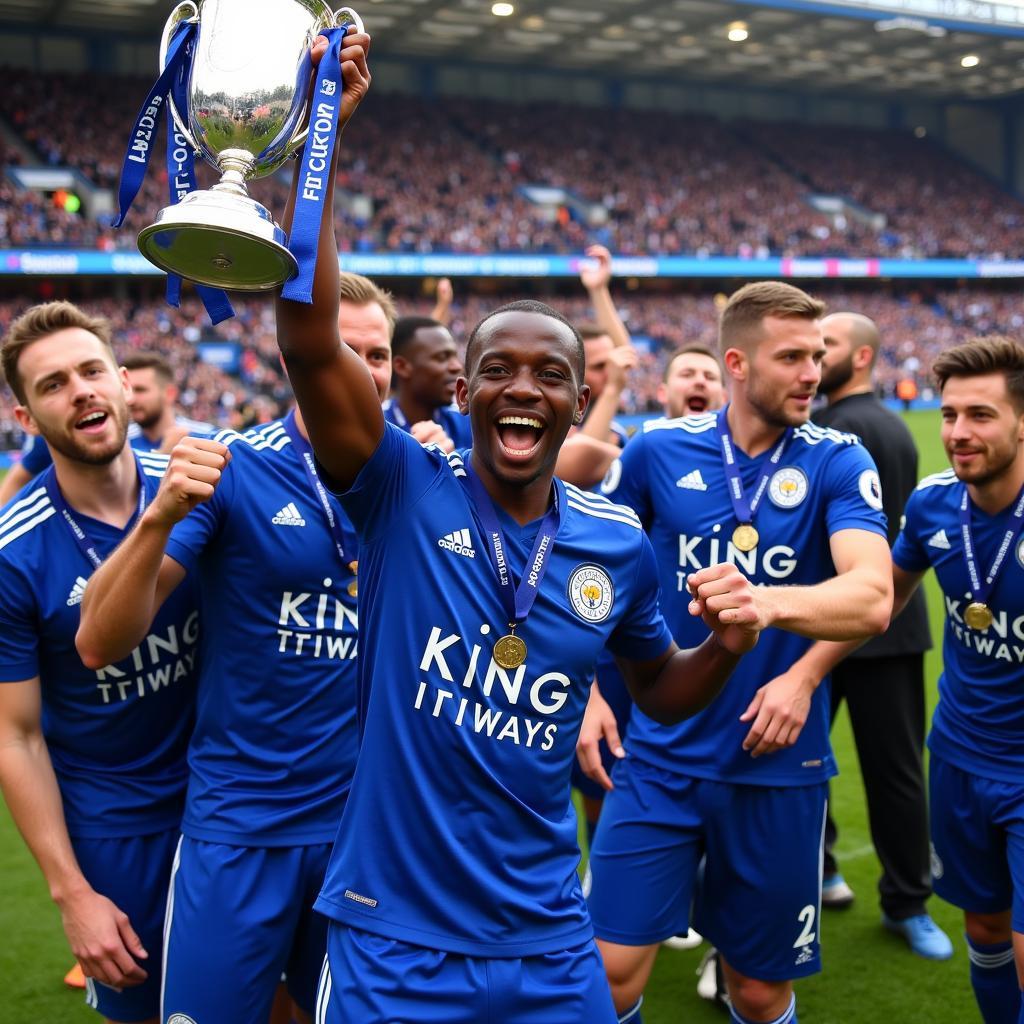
[{"xmin": 147, "ymin": 437, "xmax": 230, "ymax": 527}]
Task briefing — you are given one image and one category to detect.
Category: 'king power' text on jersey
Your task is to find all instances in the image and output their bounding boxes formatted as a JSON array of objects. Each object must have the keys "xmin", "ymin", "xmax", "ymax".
[
  {"xmin": 163, "ymin": 414, "xmax": 359, "ymax": 845},
  {"xmin": 601, "ymin": 411, "xmax": 888, "ymax": 786},
  {"xmin": 0, "ymin": 453, "xmax": 199, "ymax": 836},
  {"xmin": 893, "ymin": 470, "xmax": 1024, "ymax": 784},
  {"xmin": 315, "ymin": 424, "xmax": 673, "ymax": 957}
]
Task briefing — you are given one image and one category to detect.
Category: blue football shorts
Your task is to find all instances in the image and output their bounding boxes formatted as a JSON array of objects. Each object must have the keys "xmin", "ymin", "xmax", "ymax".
[
  {"xmin": 930, "ymin": 754, "xmax": 1024, "ymax": 932},
  {"xmin": 315, "ymin": 923, "xmax": 618, "ymax": 1024},
  {"xmin": 587, "ymin": 757, "xmax": 827, "ymax": 981},
  {"xmin": 73, "ymin": 828, "xmax": 180, "ymax": 1023},
  {"xmin": 161, "ymin": 836, "xmax": 333, "ymax": 1024}
]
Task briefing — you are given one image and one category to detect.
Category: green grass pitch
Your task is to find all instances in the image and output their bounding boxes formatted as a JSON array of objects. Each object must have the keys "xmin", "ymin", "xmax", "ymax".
[{"xmin": 0, "ymin": 411, "xmax": 983, "ymax": 1021}]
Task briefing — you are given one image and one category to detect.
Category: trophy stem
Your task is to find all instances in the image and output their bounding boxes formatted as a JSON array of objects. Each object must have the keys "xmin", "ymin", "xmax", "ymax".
[{"xmin": 212, "ymin": 149, "xmax": 258, "ymax": 199}]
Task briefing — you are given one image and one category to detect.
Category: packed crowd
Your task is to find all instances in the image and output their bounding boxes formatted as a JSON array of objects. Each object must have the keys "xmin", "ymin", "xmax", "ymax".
[
  {"xmin": 0, "ymin": 282, "xmax": 1018, "ymax": 444},
  {"xmin": 0, "ymin": 68, "xmax": 1022, "ymax": 260}
]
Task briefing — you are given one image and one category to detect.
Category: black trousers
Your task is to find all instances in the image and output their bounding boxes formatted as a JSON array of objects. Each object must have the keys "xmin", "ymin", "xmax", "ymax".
[{"xmin": 824, "ymin": 652, "xmax": 932, "ymax": 919}]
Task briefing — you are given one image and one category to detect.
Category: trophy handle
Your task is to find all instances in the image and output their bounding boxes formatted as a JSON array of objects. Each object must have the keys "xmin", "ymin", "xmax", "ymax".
[
  {"xmin": 159, "ymin": 0, "xmax": 202, "ymax": 154},
  {"xmin": 286, "ymin": 6, "xmax": 365, "ymax": 156}
]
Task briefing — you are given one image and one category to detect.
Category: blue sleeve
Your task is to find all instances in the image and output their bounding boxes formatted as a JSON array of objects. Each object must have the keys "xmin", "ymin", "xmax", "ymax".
[
  {"xmin": 164, "ymin": 444, "xmax": 237, "ymax": 572},
  {"xmin": 892, "ymin": 490, "xmax": 932, "ymax": 573},
  {"xmin": 337, "ymin": 422, "xmax": 450, "ymax": 542},
  {"xmin": 824, "ymin": 443, "xmax": 888, "ymax": 539},
  {"xmin": 20, "ymin": 436, "xmax": 52, "ymax": 475},
  {"xmin": 599, "ymin": 432, "xmax": 652, "ymax": 526},
  {"xmin": 606, "ymin": 531, "xmax": 674, "ymax": 661},
  {"xmin": 0, "ymin": 559, "xmax": 39, "ymax": 681},
  {"xmin": 444, "ymin": 408, "xmax": 474, "ymax": 450}
]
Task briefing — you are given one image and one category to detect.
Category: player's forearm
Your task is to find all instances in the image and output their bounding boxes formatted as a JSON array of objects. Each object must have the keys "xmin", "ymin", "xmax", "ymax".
[
  {"xmin": 577, "ymin": 380, "xmax": 625, "ymax": 445},
  {"xmin": 757, "ymin": 567, "xmax": 892, "ymax": 641},
  {"xmin": 631, "ymin": 635, "xmax": 741, "ymax": 724},
  {"xmin": 76, "ymin": 514, "xmax": 170, "ymax": 668},
  {"xmin": 555, "ymin": 434, "xmax": 621, "ymax": 488},
  {"xmin": 0, "ymin": 734, "xmax": 90, "ymax": 906},
  {"xmin": 587, "ymin": 283, "xmax": 631, "ymax": 349}
]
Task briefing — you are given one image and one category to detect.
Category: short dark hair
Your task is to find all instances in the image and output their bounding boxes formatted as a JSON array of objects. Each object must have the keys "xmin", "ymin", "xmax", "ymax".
[
  {"xmin": 720, "ymin": 282, "xmax": 826, "ymax": 353},
  {"xmin": 465, "ymin": 300, "xmax": 585, "ymax": 379},
  {"xmin": 934, "ymin": 335, "xmax": 1024, "ymax": 413},
  {"xmin": 121, "ymin": 350, "xmax": 173, "ymax": 383},
  {"xmin": 664, "ymin": 344, "xmax": 722, "ymax": 382},
  {"xmin": 392, "ymin": 316, "xmax": 444, "ymax": 359},
  {"xmin": 2, "ymin": 300, "xmax": 114, "ymax": 404}
]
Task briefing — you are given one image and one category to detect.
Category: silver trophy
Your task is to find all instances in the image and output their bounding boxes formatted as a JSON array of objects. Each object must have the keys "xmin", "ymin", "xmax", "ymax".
[{"xmin": 137, "ymin": 0, "xmax": 362, "ymax": 290}]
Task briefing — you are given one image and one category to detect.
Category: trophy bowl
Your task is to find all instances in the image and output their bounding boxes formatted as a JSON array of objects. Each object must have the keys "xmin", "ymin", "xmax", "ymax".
[{"xmin": 137, "ymin": 0, "xmax": 362, "ymax": 291}]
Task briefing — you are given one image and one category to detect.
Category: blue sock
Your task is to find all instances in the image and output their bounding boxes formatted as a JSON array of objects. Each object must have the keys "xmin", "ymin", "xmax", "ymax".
[
  {"xmin": 967, "ymin": 937, "xmax": 1018, "ymax": 1024},
  {"xmin": 730, "ymin": 994, "xmax": 797, "ymax": 1024},
  {"xmin": 618, "ymin": 997, "xmax": 642, "ymax": 1023}
]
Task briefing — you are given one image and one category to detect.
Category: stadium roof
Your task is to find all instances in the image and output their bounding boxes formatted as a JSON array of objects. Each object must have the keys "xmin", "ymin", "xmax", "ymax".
[{"xmin": 6, "ymin": 0, "xmax": 1024, "ymax": 99}]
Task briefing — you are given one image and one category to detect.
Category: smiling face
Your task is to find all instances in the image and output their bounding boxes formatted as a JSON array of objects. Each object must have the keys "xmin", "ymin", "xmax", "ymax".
[
  {"xmin": 729, "ymin": 315, "xmax": 825, "ymax": 429},
  {"xmin": 941, "ymin": 372, "xmax": 1024, "ymax": 487},
  {"xmin": 659, "ymin": 350, "xmax": 726, "ymax": 417},
  {"xmin": 457, "ymin": 310, "xmax": 588, "ymax": 490},
  {"xmin": 13, "ymin": 328, "xmax": 130, "ymax": 465}
]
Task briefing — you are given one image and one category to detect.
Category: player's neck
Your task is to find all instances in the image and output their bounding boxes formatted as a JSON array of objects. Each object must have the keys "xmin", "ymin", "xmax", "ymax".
[
  {"xmin": 395, "ymin": 390, "xmax": 437, "ymax": 427},
  {"xmin": 826, "ymin": 380, "xmax": 874, "ymax": 404},
  {"xmin": 51, "ymin": 444, "xmax": 139, "ymax": 528},
  {"xmin": 143, "ymin": 407, "xmax": 176, "ymax": 444},
  {"xmin": 968, "ymin": 454, "xmax": 1024, "ymax": 516},
  {"xmin": 726, "ymin": 398, "xmax": 785, "ymax": 458},
  {"xmin": 470, "ymin": 451, "xmax": 553, "ymax": 526}
]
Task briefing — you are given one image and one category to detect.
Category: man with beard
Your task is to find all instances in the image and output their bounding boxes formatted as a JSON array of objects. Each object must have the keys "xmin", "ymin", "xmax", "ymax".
[
  {"xmin": 383, "ymin": 315, "xmax": 471, "ymax": 450},
  {"xmin": 120, "ymin": 351, "xmax": 214, "ymax": 452},
  {"xmin": 588, "ymin": 282, "xmax": 893, "ymax": 1024},
  {"xmin": 268, "ymin": 36, "xmax": 763, "ymax": 1022},
  {"xmin": 804, "ymin": 336, "xmax": 1024, "ymax": 1023},
  {"xmin": 813, "ymin": 312, "xmax": 950, "ymax": 958},
  {"xmin": 0, "ymin": 301, "xmax": 200, "ymax": 1024}
]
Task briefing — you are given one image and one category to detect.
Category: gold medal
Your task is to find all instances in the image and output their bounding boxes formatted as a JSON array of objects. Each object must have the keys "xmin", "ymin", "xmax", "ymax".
[
  {"xmin": 964, "ymin": 602, "xmax": 993, "ymax": 631},
  {"xmin": 732, "ymin": 524, "xmax": 759, "ymax": 552},
  {"xmin": 493, "ymin": 633, "xmax": 527, "ymax": 670},
  {"xmin": 347, "ymin": 561, "xmax": 358, "ymax": 598}
]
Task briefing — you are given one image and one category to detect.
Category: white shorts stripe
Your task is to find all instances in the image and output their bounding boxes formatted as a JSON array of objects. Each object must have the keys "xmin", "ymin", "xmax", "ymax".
[
  {"xmin": 160, "ymin": 834, "xmax": 184, "ymax": 1023},
  {"xmin": 315, "ymin": 953, "xmax": 332, "ymax": 1024}
]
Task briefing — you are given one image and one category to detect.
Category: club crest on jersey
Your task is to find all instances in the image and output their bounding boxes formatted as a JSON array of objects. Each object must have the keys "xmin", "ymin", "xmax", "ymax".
[
  {"xmin": 567, "ymin": 564, "xmax": 614, "ymax": 622},
  {"xmin": 167, "ymin": 1016, "xmax": 198, "ymax": 1024},
  {"xmin": 858, "ymin": 469, "xmax": 883, "ymax": 511},
  {"xmin": 1017, "ymin": 536, "xmax": 1024, "ymax": 570},
  {"xmin": 768, "ymin": 467, "xmax": 808, "ymax": 509},
  {"xmin": 600, "ymin": 459, "xmax": 622, "ymax": 495}
]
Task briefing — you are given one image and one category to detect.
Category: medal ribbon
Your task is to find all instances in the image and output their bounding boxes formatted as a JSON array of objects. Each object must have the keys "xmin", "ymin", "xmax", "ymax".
[
  {"xmin": 114, "ymin": 20, "xmax": 233, "ymax": 324},
  {"xmin": 282, "ymin": 411, "xmax": 351, "ymax": 565},
  {"xmin": 43, "ymin": 457, "xmax": 148, "ymax": 570},
  {"xmin": 281, "ymin": 26, "xmax": 347, "ymax": 304},
  {"xmin": 463, "ymin": 465, "xmax": 564, "ymax": 632},
  {"xmin": 958, "ymin": 482, "xmax": 1024, "ymax": 607},
  {"xmin": 715, "ymin": 406, "xmax": 792, "ymax": 528}
]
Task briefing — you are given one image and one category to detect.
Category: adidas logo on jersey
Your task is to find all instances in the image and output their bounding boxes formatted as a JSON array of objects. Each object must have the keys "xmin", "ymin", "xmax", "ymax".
[
  {"xmin": 928, "ymin": 529, "xmax": 952, "ymax": 550},
  {"xmin": 272, "ymin": 502, "xmax": 306, "ymax": 527},
  {"xmin": 438, "ymin": 528, "xmax": 475, "ymax": 558},
  {"xmin": 66, "ymin": 576, "xmax": 89, "ymax": 606},
  {"xmin": 676, "ymin": 470, "xmax": 708, "ymax": 491}
]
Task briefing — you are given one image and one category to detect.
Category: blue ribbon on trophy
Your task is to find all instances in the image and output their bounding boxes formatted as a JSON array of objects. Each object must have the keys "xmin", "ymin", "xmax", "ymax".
[{"xmin": 112, "ymin": 1, "xmax": 364, "ymax": 323}]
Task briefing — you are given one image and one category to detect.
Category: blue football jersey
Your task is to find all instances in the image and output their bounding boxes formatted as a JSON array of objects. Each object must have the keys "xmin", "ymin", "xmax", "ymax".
[
  {"xmin": 893, "ymin": 470, "xmax": 1024, "ymax": 784},
  {"xmin": 163, "ymin": 413, "xmax": 359, "ymax": 845},
  {"xmin": 0, "ymin": 453, "xmax": 199, "ymax": 837},
  {"xmin": 601, "ymin": 410, "xmax": 888, "ymax": 786},
  {"xmin": 314, "ymin": 424, "xmax": 673, "ymax": 957},
  {"xmin": 382, "ymin": 397, "xmax": 473, "ymax": 450}
]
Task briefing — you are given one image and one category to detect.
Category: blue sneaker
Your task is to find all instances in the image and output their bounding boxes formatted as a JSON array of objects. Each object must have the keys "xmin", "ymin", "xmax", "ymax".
[
  {"xmin": 882, "ymin": 913, "xmax": 954, "ymax": 960},
  {"xmin": 821, "ymin": 872, "xmax": 855, "ymax": 909}
]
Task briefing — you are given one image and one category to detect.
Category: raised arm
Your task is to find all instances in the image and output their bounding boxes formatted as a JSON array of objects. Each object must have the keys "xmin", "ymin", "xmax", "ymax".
[
  {"xmin": 0, "ymin": 679, "xmax": 149, "ymax": 988},
  {"xmin": 580, "ymin": 244, "xmax": 632, "ymax": 350},
  {"xmin": 274, "ymin": 31, "xmax": 380, "ymax": 491},
  {"xmin": 76, "ymin": 437, "xmax": 227, "ymax": 668}
]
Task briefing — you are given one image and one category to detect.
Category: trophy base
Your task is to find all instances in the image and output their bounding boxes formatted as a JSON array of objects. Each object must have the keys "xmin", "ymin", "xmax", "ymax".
[{"xmin": 137, "ymin": 190, "xmax": 297, "ymax": 291}]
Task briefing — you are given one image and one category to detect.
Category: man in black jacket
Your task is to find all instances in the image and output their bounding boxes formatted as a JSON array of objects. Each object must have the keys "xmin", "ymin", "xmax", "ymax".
[{"xmin": 815, "ymin": 311, "xmax": 951, "ymax": 960}]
